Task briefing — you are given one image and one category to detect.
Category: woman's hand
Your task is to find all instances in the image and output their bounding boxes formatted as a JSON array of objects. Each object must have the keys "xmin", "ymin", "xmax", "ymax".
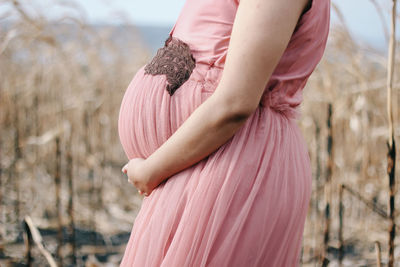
[{"xmin": 122, "ymin": 158, "xmax": 159, "ymax": 197}]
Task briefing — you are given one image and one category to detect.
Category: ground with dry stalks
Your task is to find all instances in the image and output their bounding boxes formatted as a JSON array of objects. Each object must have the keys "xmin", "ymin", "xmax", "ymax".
[{"xmin": 0, "ymin": 0, "xmax": 399, "ymax": 266}]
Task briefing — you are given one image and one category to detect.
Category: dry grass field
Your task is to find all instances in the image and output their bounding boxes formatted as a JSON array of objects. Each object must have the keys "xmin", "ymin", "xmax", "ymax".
[{"xmin": 0, "ymin": 0, "xmax": 399, "ymax": 266}]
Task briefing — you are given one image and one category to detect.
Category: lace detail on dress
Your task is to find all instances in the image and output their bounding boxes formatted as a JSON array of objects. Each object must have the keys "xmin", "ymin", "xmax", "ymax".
[{"xmin": 144, "ymin": 35, "xmax": 196, "ymax": 96}]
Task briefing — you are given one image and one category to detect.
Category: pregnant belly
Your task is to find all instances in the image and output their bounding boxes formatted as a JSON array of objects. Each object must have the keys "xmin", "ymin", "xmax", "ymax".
[{"xmin": 118, "ymin": 65, "xmax": 213, "ymax": 160}]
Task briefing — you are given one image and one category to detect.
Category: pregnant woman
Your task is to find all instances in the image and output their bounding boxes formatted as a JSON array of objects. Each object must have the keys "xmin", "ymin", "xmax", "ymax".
[{"xmin": 118, "ymin": 0, "xmax": 330, "ymax": 265}]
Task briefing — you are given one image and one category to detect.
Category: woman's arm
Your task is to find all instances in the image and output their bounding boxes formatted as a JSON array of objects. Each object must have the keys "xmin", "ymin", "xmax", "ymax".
[{"xmin": 124, "ymin": 0, "xmax": 310, "ymax": 195}]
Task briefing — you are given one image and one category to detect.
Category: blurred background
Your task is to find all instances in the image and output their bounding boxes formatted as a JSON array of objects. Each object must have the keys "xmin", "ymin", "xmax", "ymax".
[{"xmin": 0, "ymin": 0, "xmax": 399, "ymax": 266}]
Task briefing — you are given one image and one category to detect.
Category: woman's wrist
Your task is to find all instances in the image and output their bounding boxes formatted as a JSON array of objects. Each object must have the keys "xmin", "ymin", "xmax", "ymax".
[{"xmin": 144, "ymin": 156, "xmax": 168, "ymax": 187}]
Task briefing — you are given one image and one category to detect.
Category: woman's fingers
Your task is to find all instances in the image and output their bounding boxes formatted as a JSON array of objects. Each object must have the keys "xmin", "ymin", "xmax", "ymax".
[
  {"xmin": 138, "ymin": 189, "xmax": 149, "ymax": 197},
  {"xmin": 121, "ymin": 160, "xmax": 150, "ymax": 196},
  {"xmin": 121, "ymin": 163, "xmax": 128, "ymax": 174}
]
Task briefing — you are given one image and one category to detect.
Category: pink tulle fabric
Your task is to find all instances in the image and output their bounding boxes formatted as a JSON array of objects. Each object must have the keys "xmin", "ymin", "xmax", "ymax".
[{"xmin": 118, "ymin": 0, "xmax": 330, "ymax": 266}]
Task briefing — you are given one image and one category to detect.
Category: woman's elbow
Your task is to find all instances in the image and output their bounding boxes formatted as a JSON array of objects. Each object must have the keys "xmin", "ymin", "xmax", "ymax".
[{"xmin": 212, "ymin": 94, "xmax": 258, "ymax": 123}]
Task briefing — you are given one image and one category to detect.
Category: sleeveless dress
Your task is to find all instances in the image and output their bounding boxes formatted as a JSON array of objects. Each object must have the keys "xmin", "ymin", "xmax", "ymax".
[{"xmin": 118, "ymin": 0, "xmax": 330, "ymax": 266}]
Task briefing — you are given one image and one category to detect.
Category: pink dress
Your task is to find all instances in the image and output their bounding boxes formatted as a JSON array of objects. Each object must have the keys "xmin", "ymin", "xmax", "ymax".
[{"xmin": 118, "ymin": 0, "xmax": 330, "ymax": 265}]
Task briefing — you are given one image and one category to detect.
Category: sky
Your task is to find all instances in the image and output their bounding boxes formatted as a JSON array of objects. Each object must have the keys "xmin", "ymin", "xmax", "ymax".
[{"xmin": 1, "ymin": 0, "xmax": 398, "ymax": 51}]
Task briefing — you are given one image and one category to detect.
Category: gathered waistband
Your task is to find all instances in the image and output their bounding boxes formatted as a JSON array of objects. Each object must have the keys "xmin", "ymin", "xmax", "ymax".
[
  {"xmin": 147, "ymin": 35, "xmax": 301, "ymax": 121},
  {"xmin": 188, "ymin": 62, "xmax": 300, "ymax": 120},
  {"xmin": 189, "ymin": 62, "xmax": 224, "ymax": 93}
]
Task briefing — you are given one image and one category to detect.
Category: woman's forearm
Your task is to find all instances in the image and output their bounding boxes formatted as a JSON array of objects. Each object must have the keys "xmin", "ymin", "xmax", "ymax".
[{"xmin": 144, "ymin": 92, "xmax": 251, "ymax": 186}]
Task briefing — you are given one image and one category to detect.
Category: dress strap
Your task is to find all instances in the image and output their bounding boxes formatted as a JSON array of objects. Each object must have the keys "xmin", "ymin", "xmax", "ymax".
[{"xmin": 169, "ymin": 22, "xmax": 177, "ymax": 37}]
